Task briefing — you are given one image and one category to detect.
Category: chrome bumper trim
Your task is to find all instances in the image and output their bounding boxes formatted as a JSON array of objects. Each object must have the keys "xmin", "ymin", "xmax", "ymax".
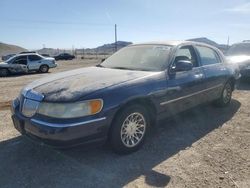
[{"xmin": 30, "ymin": 117, "xmax": 107, "ymax": 128}]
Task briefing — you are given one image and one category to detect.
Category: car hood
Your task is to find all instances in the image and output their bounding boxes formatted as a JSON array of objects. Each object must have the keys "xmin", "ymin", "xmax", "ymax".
[
  {"xmin": 227, "ymin": 55, "xmax": 250, "ymax": 64},
  {"xmin": 44, "ymin": 57, "xmax": 55, "ymax": 61},
  {"xmin": 0, "ymin": 62, "xmax": 9, "ymax": 67},
  {"xmin": 24, "ymin": 66, "xmax": 157, "ymax": 102}
]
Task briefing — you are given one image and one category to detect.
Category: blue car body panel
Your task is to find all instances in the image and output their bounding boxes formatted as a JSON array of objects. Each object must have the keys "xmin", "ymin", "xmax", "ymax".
[{"xmin": 11, "ymin": 41, "xmax": 240, "ymax": 147}]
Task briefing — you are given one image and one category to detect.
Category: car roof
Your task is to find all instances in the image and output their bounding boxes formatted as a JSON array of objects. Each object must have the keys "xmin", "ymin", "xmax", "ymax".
[
  {"xmin": 19, "ymin": 53, "xmax": 39, "ymax": 56},
  {"xmin": 131, "ymin": 40, "xmax": 217, "ymax": 49},
  {"xmin": 14, "ymin": 53, "xmax": 40, "ymax": 57}
]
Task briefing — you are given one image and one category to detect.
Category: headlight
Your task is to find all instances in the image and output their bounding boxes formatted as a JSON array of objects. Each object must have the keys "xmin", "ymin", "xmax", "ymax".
[
  {"xmin": 22, "ymin": 99, "xmax": 40, "ymax": 117},
  {"xmin": 37, "ymin": 99, "xmax": 103, "ymax": 118}
]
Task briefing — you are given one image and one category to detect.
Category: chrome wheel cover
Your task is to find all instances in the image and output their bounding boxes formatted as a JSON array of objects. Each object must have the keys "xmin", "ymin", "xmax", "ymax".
[
  {"xmin": 120, "ymin": 112, "xmax": 146, "ymax": 148},
  {"xmin": 223, "ymin": 84, "xmax": 232, "ymax": 104}
]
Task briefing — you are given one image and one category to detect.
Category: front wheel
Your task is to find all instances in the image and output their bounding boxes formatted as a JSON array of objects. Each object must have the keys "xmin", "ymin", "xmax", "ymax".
[
  {"xmin": 214, "ymin": 82, "xmax": 233, "ymax": 107},
  {"xmin": 39, "ymin": 65, "xmax": 49, "ymax": 73},
  {"xmin": 110, "ymin": 104, "xmax": 150, "ymax": 154}
]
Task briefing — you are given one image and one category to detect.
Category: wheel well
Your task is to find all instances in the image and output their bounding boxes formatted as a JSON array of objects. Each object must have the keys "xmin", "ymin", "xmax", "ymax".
[
  {"xmin": 113, "ymin": 98, "xmax": 157, "ymax": 126},
  {"xmin": 228, "ymin": 77, "xmax": 236, "ymax": 90},
  {"xmin": 40, "ymin": 64, "xmax": 49, "ymax": 68},
  {"xmin": 107, "ymin": 98, "xmax": 157, "ymax": 141}
]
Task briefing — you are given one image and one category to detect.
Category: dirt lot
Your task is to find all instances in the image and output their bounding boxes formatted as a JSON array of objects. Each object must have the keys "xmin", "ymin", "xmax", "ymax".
[{"xmin": 0, "ymin": 59, "xmax": 249, "ymax": 188}]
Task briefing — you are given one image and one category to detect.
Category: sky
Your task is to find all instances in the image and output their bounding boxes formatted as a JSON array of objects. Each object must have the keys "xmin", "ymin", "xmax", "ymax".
[{"xmin": 0, "ymin": 0, "xmax": 250, "ymax": 50}]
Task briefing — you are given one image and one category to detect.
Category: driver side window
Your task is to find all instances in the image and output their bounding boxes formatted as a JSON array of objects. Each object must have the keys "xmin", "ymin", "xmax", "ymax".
[
  {"xmin": 174, "ymin": 46, "xmax": 198, "ymax": 67},
  {"xmin": 13, "ymin": 56, "xmax": 27, "ymax": 65}
]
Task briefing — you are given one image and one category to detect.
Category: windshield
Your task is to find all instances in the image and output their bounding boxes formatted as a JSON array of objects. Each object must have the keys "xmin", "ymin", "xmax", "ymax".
[
  {"xmin": 227, "ymin": 43, "xmax": 250, "ymax": 56},
  {"xmin": 100, "ymin": 45, "xmax": 172, "ymax": 71},
  {"xmin": 5, "ymin": 55, "xmax": 17, "ymax": 64}
]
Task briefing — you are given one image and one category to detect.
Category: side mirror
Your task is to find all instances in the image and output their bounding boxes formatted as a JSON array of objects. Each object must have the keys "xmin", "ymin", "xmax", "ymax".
[
  {"xmin": 172, "ymin": 60, "xmax": 193, "ymax": 72},
  {"xmin": 101, "ymin": 58, "xmax": 106, "ymax": 62}
]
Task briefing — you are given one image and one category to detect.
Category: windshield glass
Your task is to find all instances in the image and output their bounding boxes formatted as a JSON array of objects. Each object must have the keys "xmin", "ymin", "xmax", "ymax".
[
  {"xmin": 227, "ymin": 43, "xmax": 250, "ymax": 56},
  {"xmin": 101, "ymin": 45, "xmax": 172, "ymax": 71},
  {"xmin": 5, "ymin": 55, "xmax": 16, "ymax": 64}
]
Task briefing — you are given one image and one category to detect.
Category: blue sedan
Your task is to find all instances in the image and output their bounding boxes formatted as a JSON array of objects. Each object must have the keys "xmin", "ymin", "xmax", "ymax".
[{"xmin": 11, "ymin": 41, "xmax": 240, "ymax": 154}]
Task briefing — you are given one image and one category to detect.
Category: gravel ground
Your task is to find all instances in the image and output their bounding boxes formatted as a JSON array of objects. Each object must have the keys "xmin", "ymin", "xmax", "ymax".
[{"xmin": 0, "ymin": 59, "xmax": 249, "ymax": 188}]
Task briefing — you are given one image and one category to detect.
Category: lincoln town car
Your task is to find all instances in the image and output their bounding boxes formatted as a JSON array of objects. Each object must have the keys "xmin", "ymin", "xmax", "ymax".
[{"xmin": 11, "ymin": 41, "xmax": 240, "ymax": 154}]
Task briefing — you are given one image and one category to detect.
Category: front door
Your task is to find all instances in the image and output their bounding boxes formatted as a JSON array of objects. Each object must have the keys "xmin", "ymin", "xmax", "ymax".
[
  {"xmin": 160, "ymin": 45, "xmax": 206, "ymax": 116},
  {"xmin": 10, "ymin": 56, "xmax": 28, "ymax": 73}
]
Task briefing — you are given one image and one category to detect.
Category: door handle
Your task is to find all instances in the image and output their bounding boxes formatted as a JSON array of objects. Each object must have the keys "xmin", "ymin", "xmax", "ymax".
[{"xmin": 194, "ymin": 72, "xmax": 204, "ymax": 78}]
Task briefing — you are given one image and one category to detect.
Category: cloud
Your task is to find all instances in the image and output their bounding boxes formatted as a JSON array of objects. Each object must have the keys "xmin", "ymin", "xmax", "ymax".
[{"xmin": 225, "ymin": 2, "xmax": 250, "ymax": 13}]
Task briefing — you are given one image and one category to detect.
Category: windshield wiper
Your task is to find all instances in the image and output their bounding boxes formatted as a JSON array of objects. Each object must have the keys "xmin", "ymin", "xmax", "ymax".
[
  {"xmin": 111, "ymin": 67, "xmax": 132, "ymax": 70},
  {"xmin": 96, "ymin": 64, "xmax": 104, "ymax": 68}
]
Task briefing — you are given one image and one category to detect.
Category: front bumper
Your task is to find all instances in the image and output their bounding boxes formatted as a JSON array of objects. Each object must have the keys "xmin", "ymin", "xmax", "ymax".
[
  {"xmin": 240, "ymin": 68, "xmax": 250, "ymax": 78},
  {"xmin": 49, "ymin": 63, "xmax": 57, "ymax": 68},
  {"xmin": 11, "ymin": 99, "xmax": 109, "ymax": 148}
]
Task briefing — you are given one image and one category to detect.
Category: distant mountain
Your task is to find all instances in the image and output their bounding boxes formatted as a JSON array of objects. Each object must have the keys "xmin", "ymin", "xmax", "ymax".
[
  {"xmin": 188, "ymin": 37, "xmax": 219, "ymax": 46},
  {"xmin": 82, "ymin": 41, "xmax": 132, "ymax": 54},
  {"xmin": 0, "ymin": 42, "xmax": 27, "ymax": 57},
  {"xmin": 187, "ymin": 37, "xmax": 229, "ymax": 52},
  {"xmin": 37, "ymin": 48, "xmax": 72, "ymax": 56},
  {"xmin": 36, "ymin": 41, "xmax": 132, "ymax": 56}
]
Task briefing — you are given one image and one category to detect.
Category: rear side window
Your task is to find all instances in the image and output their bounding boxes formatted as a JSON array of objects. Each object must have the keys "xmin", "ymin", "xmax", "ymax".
[
  {"xmin": 196, "ymin": 46, "xmax": 220, "ymax": 66},
  {"xmin": 28, "ymin": 55, "xmax": 42, "ymax": 61}
]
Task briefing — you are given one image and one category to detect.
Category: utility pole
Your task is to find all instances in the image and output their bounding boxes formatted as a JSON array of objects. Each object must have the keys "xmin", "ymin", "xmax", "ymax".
[
  {"xmin": 227, "ymin": 36, "xmax": 230, "ymax": 50},
  {"xmin": 115, "ymin": 24, "xmax": 117, "ymax": 52}
]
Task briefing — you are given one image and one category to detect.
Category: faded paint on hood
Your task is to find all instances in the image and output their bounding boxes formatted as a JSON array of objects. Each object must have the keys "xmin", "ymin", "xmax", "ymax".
[
  {"xmin": 0, "ymin": 62, "xmax": 9, "ymax": 67},
  {"xmin": 25, "ymin": 66, "xmax": 158, "ymax": 102},
  {"xmin": 227, "ymin": 55, "xmax": 250, "ymax": 64}
]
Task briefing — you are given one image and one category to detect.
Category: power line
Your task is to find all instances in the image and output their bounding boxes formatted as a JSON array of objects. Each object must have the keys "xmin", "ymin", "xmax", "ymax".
[{"xmin": 4, "ymin": 18, "xmax": 113, "ymax": 26}]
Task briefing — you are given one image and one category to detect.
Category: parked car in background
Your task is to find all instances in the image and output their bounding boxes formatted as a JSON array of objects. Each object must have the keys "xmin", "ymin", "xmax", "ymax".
[
  {"xmin": 226, "ymin": 41, "xmax": 250, "ymax": 78},
  {"xmin": 1, "ymin": 54, "xmax": 16, "ymax": 61},
  {"xmin": 11, "ymin": 41, "xmax": 240, "ymax": 154},
  {"xmin": 41, "ymin": 54, "xmax": 50, "ymax": 57},
  {"xmin": 19, "ymin": 51, "xmax": 37, "ymax": 54},
  {"xmin": 54, "ymin": 53, "xmax": 75, "ymax": 60},
  {"xmin": 0, "ymin": 53, "xmax": 57, "ymax": 76}
]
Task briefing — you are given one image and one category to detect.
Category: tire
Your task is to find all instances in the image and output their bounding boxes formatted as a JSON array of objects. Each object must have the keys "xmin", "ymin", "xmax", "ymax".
[
  {"xmin": 214, "ymin": 81, "xmax": 233, "ymax": 107},
  {"xmin": 0, "ymin": 69, "xmax": 9, "ymax": 77},
  {"xmin": 110, "ymin": 104, "xmax": 150, "ymax": 154},
  {"xmin": 39, "ymin": 65, "xmax": 49, "ymax": 73}
]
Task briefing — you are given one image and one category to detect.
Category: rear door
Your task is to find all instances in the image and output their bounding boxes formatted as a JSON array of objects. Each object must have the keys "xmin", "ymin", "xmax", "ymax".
[
  {"xmin": 194, "ymin": 45, "xmax": 228, "ymax": 101},
  {"xmin": 161, "ymin": 45, "xmax": 206, "ymax": 116},
  {"xmin": 27, "ymin": 55, "xmax": 43, "ymax": 70}
]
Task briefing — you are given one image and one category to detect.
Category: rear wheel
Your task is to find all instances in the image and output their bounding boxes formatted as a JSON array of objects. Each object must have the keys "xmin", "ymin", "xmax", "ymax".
[
  {"xmin": 39, "ymin": 65, "xmax": 49, "ymax": 73},
  {"xmin": 0, "ymin": 69, "xmax": 9, "ymax": 77},
  {"xmin": 214, "ymin": 82, "xmax": 233, "ymax": 107},
  {"xmin": 110, "ymin": 104, "xmax": 150, "ymax": 154}
]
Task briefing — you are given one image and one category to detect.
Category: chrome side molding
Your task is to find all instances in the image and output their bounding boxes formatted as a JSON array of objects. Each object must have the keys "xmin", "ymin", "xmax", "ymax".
[{"xmin": 160, "ymin": 84, "xmax": 223, "ymax": 106}]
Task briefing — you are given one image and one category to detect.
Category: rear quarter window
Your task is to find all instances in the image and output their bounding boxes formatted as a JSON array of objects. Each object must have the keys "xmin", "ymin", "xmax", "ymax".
[{"xmin": 28, "ymin": 55, "xmax": 42, "ymax": 61}]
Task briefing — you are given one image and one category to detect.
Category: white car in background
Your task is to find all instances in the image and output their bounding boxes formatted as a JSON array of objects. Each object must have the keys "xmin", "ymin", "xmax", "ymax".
[{"xmin": 0, "ymin": 53, "xmax": 57, "ymax": 77}]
